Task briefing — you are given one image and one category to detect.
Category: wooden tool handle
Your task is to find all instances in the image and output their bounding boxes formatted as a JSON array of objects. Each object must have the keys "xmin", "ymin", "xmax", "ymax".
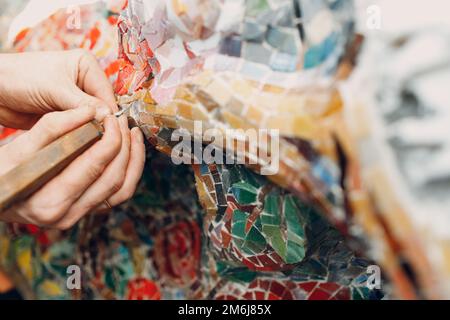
[{"xmin": 0, "ymin": 121, "xmax": 103, "ymax": 212}]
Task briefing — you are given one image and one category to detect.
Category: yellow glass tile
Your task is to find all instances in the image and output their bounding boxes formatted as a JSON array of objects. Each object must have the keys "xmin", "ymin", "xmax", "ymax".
[
  {"xmin": 0, "ymin": 236, "xmax": 9, "ymax": 263},
  {"xmin": 41, "ymin": 280, "xmax": 63, "ymax": 296},
  {"xmin": 155, "ymin": 103, "xmax": 177, "ymax": 117},
  {"xmin": 203, "ymin": 80, "xmax": 232, "ymax": 106},
  {"xmin": 191, "ymin": 71, "xmax": 214, "ymax": 87},
  {"xmin": 277, "ymin": 95, "xmax": 307, "ymax": 113},
  {"xmin": 177, "ymin": 101, "xmax": 194, "ymax": 120},
  {"xmin": 143, "ymin": 90, "xmax": 156, "ymax": 104},
  {"xmin": 143, "ymin": 103, "xmax": 156, "ymax": 113},
  {"xmin": 282, "ymin": 144, "xmax": 302, "ymax": 161},
  {"xmin": 262, "ymin": 83, "xmax": 285, "ymax": 94},
  {"xmin": 321, "ymin": 90, "xmax": 343, "ymax": 117},
  {"xmin": 194, "ymin": 89, "xmax": 220, "ymax": 111},
  {"xmin": 18, "ymin": 249, "xmax": 33, "ymax": 281},
  {"xmin": 291, "ymin": 116, "xmax": 317, "ymax": 140},
  {"xmin": 265, "ymin": 115, "xmax": 316, "ymax": 140},
  {"xmin": 266, "ymin": 115, "xmax": 292, "ymax": 132},
  {"xmin": 177, "ymin": 118, "xmax": 196, "ymax": 132},
  {"xmin": 225, "ymin": 97, "xmax": 245, "ymax": 116},
  {"xmin": 172, "ymin": 0, "xmax": 187, "ymax": 15},
  {"xmin": 440, "ymin": 244, "xmax": 450, "ymax": 281},
  {"xmin": 252, "ymin": 93, "xmax": 280, "ymax": 110},
  {"xmin": 195, "ymin": 179, "xmax": 216, "ymax": 213},
  {"xmin": 230, "ymin": 79, "xmax": 255, "ymax": 99},
  {"xmin": 222, "ymin": 110, "xmax": 252, "ymax": 130},
  {"xmin": 244, "ymin": 105, "xmax": 264, "ymax": 125},
  {"xmin": 174, "ymin": 86, "xmax": 197, "ymax": 103},
  {"xmin": 191, "ymin": 105, "xmax": 210, "ymax": 121}
]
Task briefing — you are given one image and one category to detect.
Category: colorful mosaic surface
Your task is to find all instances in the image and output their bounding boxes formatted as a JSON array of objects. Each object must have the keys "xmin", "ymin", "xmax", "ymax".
[
  {"xmin": 0, "ymin": 0, "xmax": 386, "ymax": 300},
  {"xmin": 2, "ymin": 0, "xmax": 448, "ymax": 300}
]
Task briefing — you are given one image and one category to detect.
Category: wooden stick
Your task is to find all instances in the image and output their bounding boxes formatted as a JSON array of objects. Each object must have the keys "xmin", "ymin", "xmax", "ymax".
[{"xmin": 0, "ymin": 121, "xmax": 103, "ymax": 212}]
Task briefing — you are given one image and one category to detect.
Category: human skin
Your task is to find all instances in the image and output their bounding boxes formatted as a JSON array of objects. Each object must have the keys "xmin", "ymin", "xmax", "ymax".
[{"xmin": 0, "ymin": 50, "xmax": 146, "ymax": 229}]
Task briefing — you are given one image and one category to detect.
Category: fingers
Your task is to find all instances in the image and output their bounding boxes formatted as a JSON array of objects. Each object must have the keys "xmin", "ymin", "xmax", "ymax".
[
  {"xmin": 65, "ymin": 87, "xmax": 114, "ymax": 121},
  {"xmin": 50, "ymin": 116, "xmax": 132, "ymax": 229},
  {"xmin": 16, "ymin": 116, "xmax": 122, "ymax": 226},
  {"xmin": 0, "ymin": 50, "xmax": 115, "ymax": 125},
  {"xmin": 49, "ymin": 50, "xmax": 117, "ymax": 119},
  {"xmin": 0, "ymin": 107, "xmax": 96, "ymax": 172},
  {"xmin": 2, "ymin": 118, "xmax": 145, "ymax": 229},
  {"xmin": 52, "ymin": 127, "xmax": 145, "ymax": 229},
  {"xmin": 107, "ymin": 127, "xmax": 146, "ymax": 206},
  {"xmin": 22, "ymin": 107, "xmax": 96, "ymax": 151},
  {"xmin": 75, "ymin": 50, "xmax": 118, "ymax": 112}
]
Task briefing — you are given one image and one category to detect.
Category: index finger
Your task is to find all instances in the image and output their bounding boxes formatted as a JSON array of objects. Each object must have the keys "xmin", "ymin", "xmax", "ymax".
[
  {"xmin": 75, "ymin": 50, "xmax": 118, "ymax": 112},
  {"xmin": 22, "ymin": 116, "xmax": 122, "ymax": 225}
]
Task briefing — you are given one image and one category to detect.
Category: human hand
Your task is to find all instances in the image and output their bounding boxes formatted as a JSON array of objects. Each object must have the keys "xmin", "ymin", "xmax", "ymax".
[
  {"xmin": 0, "ymin": 49, "xmax": 117, "ymax": 129},
  {"xmin": 0, "ymin": 107, "xmax": 146, "ymax": 229}
]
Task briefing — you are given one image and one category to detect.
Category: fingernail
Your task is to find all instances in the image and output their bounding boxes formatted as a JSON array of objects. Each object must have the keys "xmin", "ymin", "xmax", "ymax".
[{"xmin": 133, "ymin": 127, "xmax": 144, "ymax": 143}]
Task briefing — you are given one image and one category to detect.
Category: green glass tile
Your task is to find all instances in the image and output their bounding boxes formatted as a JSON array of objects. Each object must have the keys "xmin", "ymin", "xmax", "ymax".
[
  {"xmin": 284, "ymin": 196, "xmax": 305, "ymax": 244},
  {"xmin": 286, "ymin": 242, "xmax": 305, "ymax": 263},
  {"xmin": 246, "ymin": 0, "xmax": 270, "ymax": 17},
  {"xmin": 264, "ymin": 194, "xmax": 280, "ymax": 215},
  {"xmin": 232, "ymin": 219, "xmax": 246, "ymax": 238},
  {"xmin": 266, "ymin": 26, "xmax": 298, "ymax": 55},
  {"xmin": 231, "ymin": 181, "xmax": 258, "ymax": 204},
  {"xmin": 352, "ymin": 289, "xmax": 363, "ymax": 300},
  {"xmin": 105, "ymin": 268, "xmax": 115, "ymax": 290},
  {"xmin": 227, "ymin": 270, "xmax": 258, "ymax": 283},
  {"xmin": 261, "ymin": 194, "xmax": 307, "ymax": 264},
  {"xmin": 232, "ymin": 210, "xmax": 266, "ymax": 255},
  {"xmin": 260, "ymin": 212, "xmax": 281, "ymax": 225}
]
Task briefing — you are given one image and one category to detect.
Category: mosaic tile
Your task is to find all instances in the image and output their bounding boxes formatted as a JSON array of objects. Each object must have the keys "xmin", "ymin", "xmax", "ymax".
[{"xmin": 1, "ymin": 0, "xmax": 445, "ymax": 300}]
